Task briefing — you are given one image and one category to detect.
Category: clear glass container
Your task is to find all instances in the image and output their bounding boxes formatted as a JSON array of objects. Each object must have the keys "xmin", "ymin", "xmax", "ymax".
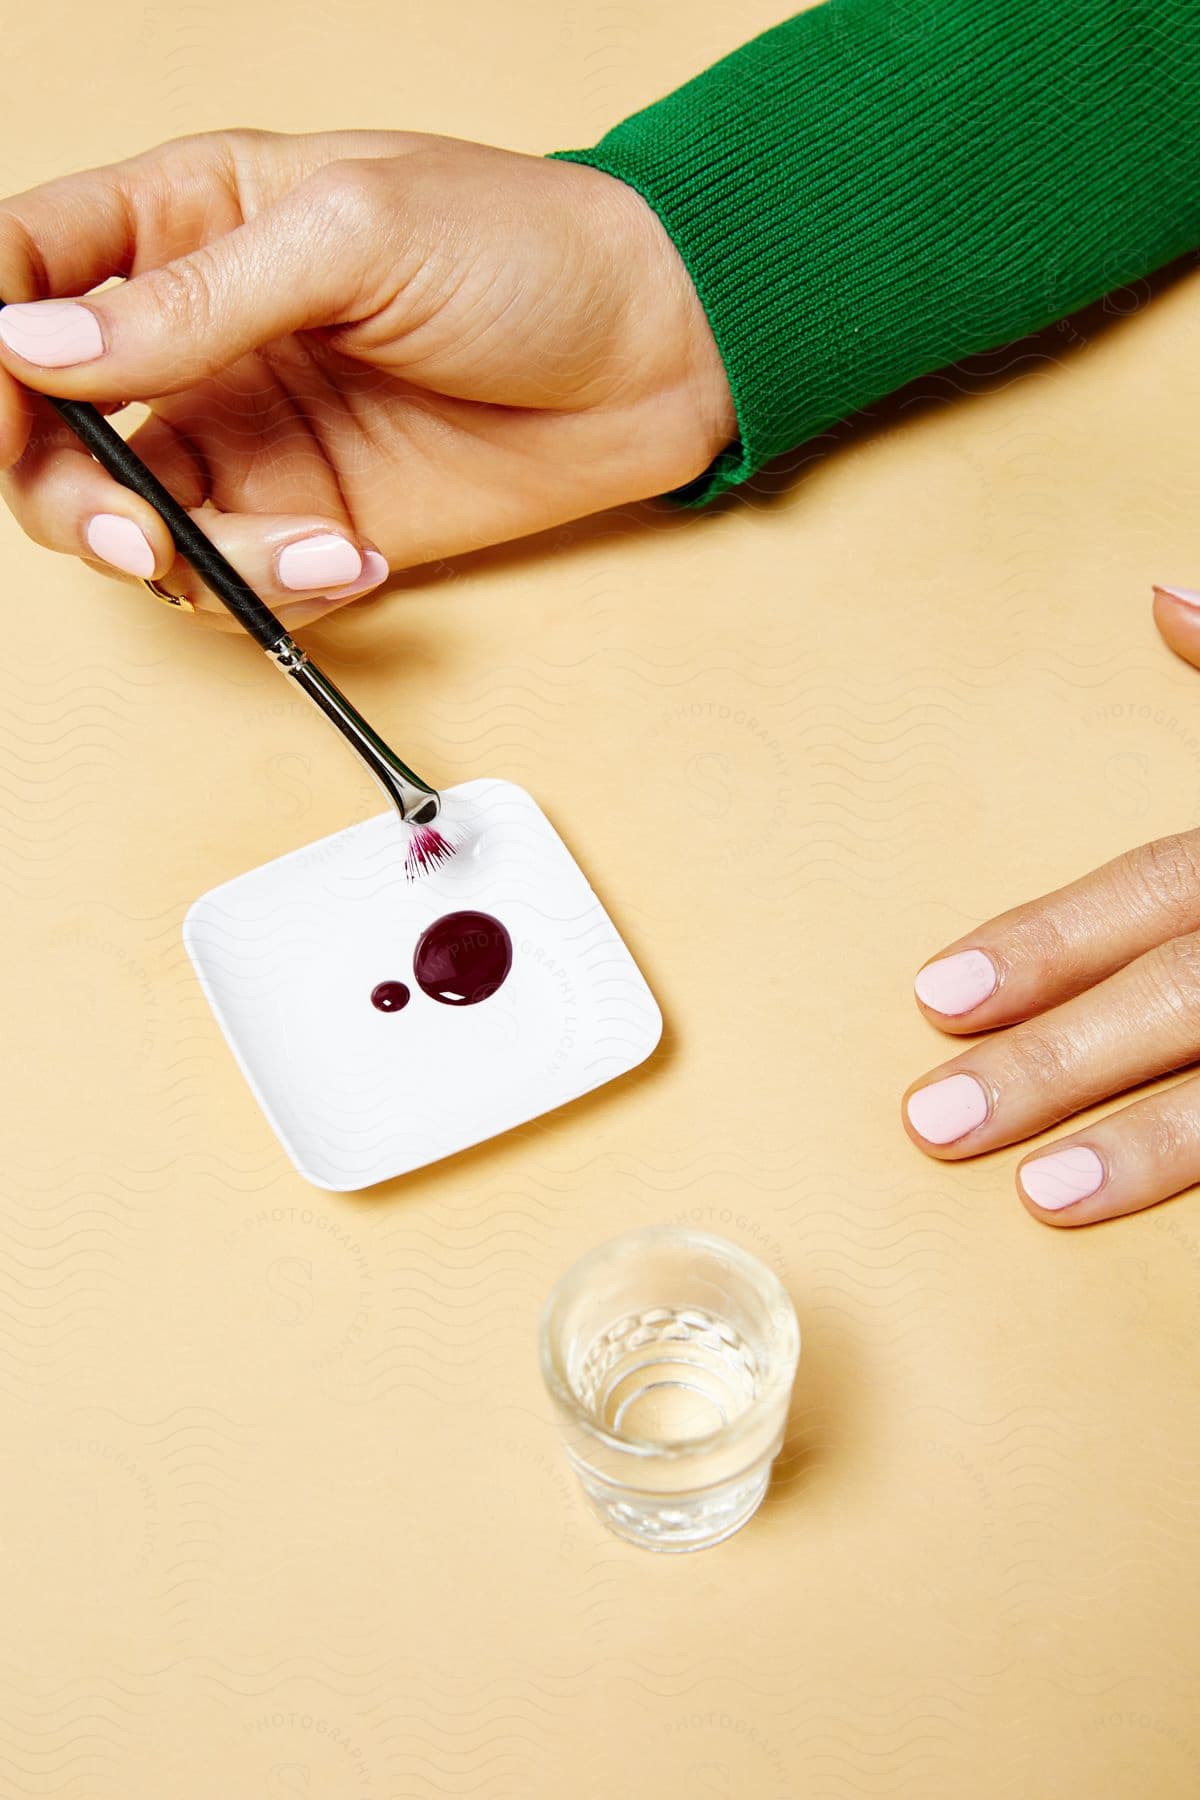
[{"xmin": 538, "ymin": 1227, "xmax": 800, "ymax": 1552}]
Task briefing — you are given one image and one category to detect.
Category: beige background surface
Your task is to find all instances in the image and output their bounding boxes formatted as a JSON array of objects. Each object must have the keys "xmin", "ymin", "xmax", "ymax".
[{"xmin": 4, "ymin": 1, "xmax": 1200, "ymax": 1794}]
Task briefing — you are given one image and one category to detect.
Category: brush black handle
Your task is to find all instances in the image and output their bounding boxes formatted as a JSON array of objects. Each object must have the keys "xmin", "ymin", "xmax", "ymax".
[
  {"xmin": 0, "ymin": 298, "xmax": 286, "ymax": 651},
  {"xmin": 48, "ymin": 393, "xmax": 287, "ymax": 650}
]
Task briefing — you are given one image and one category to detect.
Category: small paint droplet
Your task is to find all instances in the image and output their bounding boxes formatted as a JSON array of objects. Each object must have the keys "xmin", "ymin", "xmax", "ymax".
[{"xmin": 371, "ymin": 980, "xmax": 411, "ymax": 1013}]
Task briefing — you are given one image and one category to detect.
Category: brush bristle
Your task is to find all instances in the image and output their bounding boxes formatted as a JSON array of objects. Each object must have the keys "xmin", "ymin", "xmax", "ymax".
[{"xmin": 404, "ymin": 821, "xmax": 457, "ymax": 880}]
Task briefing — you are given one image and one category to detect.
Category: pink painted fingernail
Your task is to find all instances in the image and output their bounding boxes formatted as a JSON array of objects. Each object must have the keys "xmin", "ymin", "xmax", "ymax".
[
  {"xmin": 914, "ymin": 949, "xmax": 997, "ymax": 1016},
  {"xmin": 276, "ymin": 533, "xmax": 363, "ymax": 591},
  {"xmin": 85, "ymin": 512, "xmax": 156, "ymax": 577},
  {"xmin": 1019, "ymin": 1145, "xmax": 1104, "ymax": 1211},
  {"xmin": 1154, "ymin": 585, "xmax": 1200, "ymax": 608},
  {"xmin": 322, "ymin": 548, "xmax": 389, "ymax": 599},
  {"xmin": 906, "ymin": 1073, "xmax": 988, "ymax": 1145},
  {"xmin": 0, "ymin": 299, "xmax": 106, "ymax": 366}
]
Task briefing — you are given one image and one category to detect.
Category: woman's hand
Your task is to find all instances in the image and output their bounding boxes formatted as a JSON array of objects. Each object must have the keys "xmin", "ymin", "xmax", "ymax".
[
  {"xmin": 903, "ymin": 827, "xmax": 1200, "ymax": 1226},
  {"xmin": 0, "ymin": 128, "xmax": 735, "ymax": 630}
]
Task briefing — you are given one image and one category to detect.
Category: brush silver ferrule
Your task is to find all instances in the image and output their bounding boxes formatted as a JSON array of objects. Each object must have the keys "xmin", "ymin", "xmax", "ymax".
[{"xmin": 266, "ymin": 634, "xmax": 441, "ymax": 825}]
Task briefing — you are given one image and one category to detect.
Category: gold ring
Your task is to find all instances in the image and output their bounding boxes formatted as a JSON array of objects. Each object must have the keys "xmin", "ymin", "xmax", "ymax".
[{"xmin": 144, "ymin": 575, "xmax": 195, "ymax": 612}]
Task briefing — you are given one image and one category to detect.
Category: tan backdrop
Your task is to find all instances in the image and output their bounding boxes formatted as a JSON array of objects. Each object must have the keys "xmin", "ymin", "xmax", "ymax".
[{"xmin": 3, "ymin": 1, "xmax": 1200, "ymax": 1794}]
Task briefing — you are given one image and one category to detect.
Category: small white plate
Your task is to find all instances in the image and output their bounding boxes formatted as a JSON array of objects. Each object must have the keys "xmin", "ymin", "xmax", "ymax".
[{"xmin": 182, "ymin": 779, "xmax": 663, "ymax": 1191}]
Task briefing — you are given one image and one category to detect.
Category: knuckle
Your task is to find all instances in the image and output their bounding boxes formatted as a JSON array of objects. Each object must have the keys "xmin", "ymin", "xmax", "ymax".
[
  {"xmin": 1144, "ymin": 931, "xmax": 1200, "ymax": 1033},
  {"xmin": 306, "ymin": 158, "xmax": 388, "ymax": 232},
  {"xmin": 128, "ymin": 130, "xmax": 234, "ymax": 188},
  {"xmin": 142, "ymin": 255, "xmax": 216, "ymax": 339},
  {"xmin": 1143, "ymin": 1100, "xmax": 1197, "ymax": 1166},
  {"xmin": 1002, "ymin": 1025, "xmax": 1074, "ymax": 1092},
  {"xmin": 299, "ymin": 159, "xmax": 412, "ymax": 315},
  {"xmin": 149, "ymin": 126, "xmax": 265, "ymax": 160},
  {"xmin": 1119, "ymin": 832, "xmax": 1200, "ymax": 926},
  {"xmin": 1002, "ymin": 903, "xmax": 1084, "ymax": 987},
  {"xmin": 216, "ymin": 125, "xmax": 277, "ymax": 153}
]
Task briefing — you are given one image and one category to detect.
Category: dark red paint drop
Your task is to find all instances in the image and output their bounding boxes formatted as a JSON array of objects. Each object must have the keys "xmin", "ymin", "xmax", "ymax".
[
  {"xmin": 371, "ymin": 980, "xmax": 411, "ymax": 1013},
  {"xmin": 413, "ymin": 911, "xmax": 512, "ymax": 1006}
]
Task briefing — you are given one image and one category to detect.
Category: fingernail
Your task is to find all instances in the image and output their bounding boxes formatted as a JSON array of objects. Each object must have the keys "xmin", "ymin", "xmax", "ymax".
[
  {"xmin": 322, "ymin": 548, "xmax": 389, "ymax": 599},
  {"xmin": 914, "ymin": 949, "xmax": 997, "ymax": 1016},
  {"xmin": 0, "ymin": 299, "xmax": 105, "ymax": 366},
  {"xmin": 85, "ymin": 512, "xmax": 155, "ymax": 577},
  {"xmin": 276, "ymin": 533, "xmax": 363, "ymax": 591},
  {"xmin": 1019, "ymin": 1145, "xmax": 1104, "ymax": 1211},
  {"xmin": 1154, "ymin": 585, "xmax": 1200, "ymax": 609},
  {"xmin": 906, "ymin": 1073, "xmax": 988, "ymax": 1145}
]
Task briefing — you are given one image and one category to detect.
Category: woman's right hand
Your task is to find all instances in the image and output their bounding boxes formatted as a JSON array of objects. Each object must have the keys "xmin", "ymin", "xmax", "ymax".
[{"xmin": 0, "ymin": 128, "xmax": 735, "ymax": 629}]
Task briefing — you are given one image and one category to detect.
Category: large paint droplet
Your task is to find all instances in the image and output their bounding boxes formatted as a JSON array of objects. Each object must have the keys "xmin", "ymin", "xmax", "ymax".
[{"xmin": 413, "ymin": 911, "xmax": 512, "ymax": 1006}]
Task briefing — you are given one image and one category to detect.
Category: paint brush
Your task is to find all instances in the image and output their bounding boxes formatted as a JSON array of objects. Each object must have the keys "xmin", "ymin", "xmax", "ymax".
[{"xmin": 0, "ymin": 296, "xmax": 455, "ymax": 879}]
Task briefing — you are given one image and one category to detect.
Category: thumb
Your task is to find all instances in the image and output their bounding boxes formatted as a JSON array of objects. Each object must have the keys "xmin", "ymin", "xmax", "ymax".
[
  {"xmin": 1152, "ymin": 584, "xmax": 1200, "ymax": 673},
  {"xmin": 0, "ymin": 167, "xmax": 376, "ymax": 400}
]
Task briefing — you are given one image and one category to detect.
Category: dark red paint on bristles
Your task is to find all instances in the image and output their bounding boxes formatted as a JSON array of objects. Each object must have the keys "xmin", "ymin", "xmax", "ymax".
[{"xmin": 404, "ymin": 822, "xmax": 457, "ymax": 880}]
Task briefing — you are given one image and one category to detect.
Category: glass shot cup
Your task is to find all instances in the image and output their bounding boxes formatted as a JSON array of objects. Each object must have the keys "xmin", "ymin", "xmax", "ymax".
[{"xmin": 537, "ymin": 1226, "xmax": 800, "ymax": 1552}]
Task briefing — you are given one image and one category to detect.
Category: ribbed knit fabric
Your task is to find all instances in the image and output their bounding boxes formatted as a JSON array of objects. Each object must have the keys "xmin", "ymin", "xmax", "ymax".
[{"xmin": 548, "ymin": 0, "xmax": 1200, "ymax": 505}]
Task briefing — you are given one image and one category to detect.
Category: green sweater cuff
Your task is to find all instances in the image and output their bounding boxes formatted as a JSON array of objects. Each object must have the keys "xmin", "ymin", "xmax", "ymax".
[{"xmin": 548, "ymin": 0, "xmax": 1200, "ymax": 506}]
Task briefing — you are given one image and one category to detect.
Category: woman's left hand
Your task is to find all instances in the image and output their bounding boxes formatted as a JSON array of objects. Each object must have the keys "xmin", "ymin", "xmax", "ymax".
[{"xmin": 903, "ymin": 824, "xmax": 1200, "ymax": 1225}]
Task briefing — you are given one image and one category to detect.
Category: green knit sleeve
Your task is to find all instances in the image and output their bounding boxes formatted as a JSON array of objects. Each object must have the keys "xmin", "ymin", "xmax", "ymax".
[{"xmin": 547, "ymin": 0, "xmax": 1200, "ymax": 506}]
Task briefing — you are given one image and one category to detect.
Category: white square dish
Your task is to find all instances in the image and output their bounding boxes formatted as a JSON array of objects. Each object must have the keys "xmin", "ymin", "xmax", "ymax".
[{"xmin": 182, "ymin": 778, "xmax": 663, "ymax": 1191}]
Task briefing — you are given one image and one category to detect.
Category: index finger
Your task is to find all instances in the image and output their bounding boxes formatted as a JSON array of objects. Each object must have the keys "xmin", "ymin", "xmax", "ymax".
[
  {"xmin": 0, "ymin": 125, "xmax": 411, "ymax": 305},
  {"xmin": 913, "ymin": 829, "xmax": 1200, "ymax": 1033},
  {"xmin": 0, "ymin": 132, "xmax": 248, "ymax": 306},
  {"xmin": 0, "ymin": 132, "xmax": 245, "ymax": 460}
]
